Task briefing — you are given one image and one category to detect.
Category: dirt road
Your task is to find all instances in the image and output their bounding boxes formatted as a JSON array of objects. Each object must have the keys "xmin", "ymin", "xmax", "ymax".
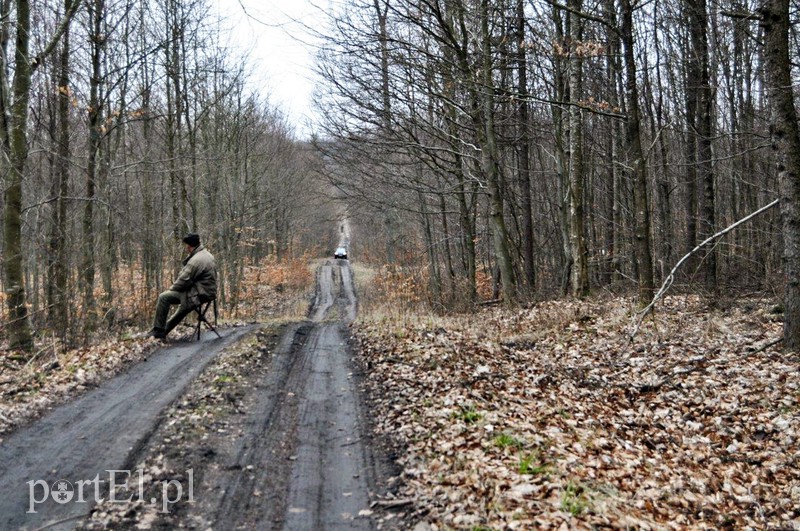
[
  {"xmin": 188, "ymin": 260, "xmax": 382, "ymax": 530},
  {"xmin": 283, "ymin": 261, "xmax": 370, "ymax": 529},
  {"xmin": 0, "ymin": 327, "xmax": 256, "ymax": 530},
  {"xmin": 0, "ymin": 258, "xmax": 392, "ymax": 530}
]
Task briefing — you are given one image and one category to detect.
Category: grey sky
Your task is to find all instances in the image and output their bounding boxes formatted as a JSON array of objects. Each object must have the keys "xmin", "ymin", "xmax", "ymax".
[{"xmin": 213, "ymin": 0, "xmax": 321, "ymax": 139}]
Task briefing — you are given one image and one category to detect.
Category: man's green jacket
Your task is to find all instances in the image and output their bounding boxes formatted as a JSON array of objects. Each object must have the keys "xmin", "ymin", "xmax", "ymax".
[{"xmin": 170, "ymin": 245, "xmax": 217, "ymax": 309}]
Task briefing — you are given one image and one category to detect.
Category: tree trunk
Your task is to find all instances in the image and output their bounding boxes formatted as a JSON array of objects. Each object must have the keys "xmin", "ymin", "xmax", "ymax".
[
  {"xmin": 603, "ymin": 0, "xmax": 621, "ymax": 285},
  {"xmin": 516, "ymin": 0, "xmax": 535, "ymax": 295},
  {"xmin": 480, "ymin": 0, "xmax": 516, "ymax": 303},
  {"xmin": 2, "ymin": 0, "xmax": 35, "ymax": 352},
  {"xmin": 419, "ymin": 190, "xmax": 442, "ymax": 301},
  {"xmin": 550, "ymin": 3, "xmax": 571, "ymax": 295},
  {"xmin": 165, "ymin": 0, "xmax": 187, "ymax": 239},
  {"xmin": 439, "ymin": 7, "xmax": 477, "ymax": 302},
  {"xmin": 438, "ymin": 189, "xmax": 456, "ymax": 296},
  {"xmin": 759, "ymin": 0, "xmax": 800, "ymax": 351},
  {"xmin": 457, "ymin": 170, "xmax": 477, "ymax": 302},
  {"xmin": 687, "ymin": 0, "xmax": 717, "ymax": 292},
  {"xmin": 50, "ymin": 2, "xmax": 71, "ymax": 338},
  {"xmin": 567, "ymin": 0, "xmax": 589, "ymax": 297},
  {"xmin": 83, "ymin": 0, "xmax": 105, "ymax": 331},
  {"xmin": 621, "ymin": 0, "xmax": 654, "ymax": 300}
]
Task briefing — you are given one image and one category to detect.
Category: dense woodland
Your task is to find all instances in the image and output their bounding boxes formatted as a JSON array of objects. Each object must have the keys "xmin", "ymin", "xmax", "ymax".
[
  {"xmin": 312, "ymin": 0, "xmax": 800, "ymax": 344},
  {"xmin": 0, "ymin": 0, "xmax": 334, "ymax": 351},
  {"xmin": 2, "ymin": 0, "xmax": 800, "ymax": 353}
]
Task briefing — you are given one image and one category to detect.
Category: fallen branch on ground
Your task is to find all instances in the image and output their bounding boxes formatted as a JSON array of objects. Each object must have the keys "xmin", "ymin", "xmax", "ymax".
[
  {"xmin": 748, "ymin": 336, "xmax": 783, "ymax": 355},
  {"xmin": 371, "ymin": 498, "xmax": 416, "ymax": 509}
]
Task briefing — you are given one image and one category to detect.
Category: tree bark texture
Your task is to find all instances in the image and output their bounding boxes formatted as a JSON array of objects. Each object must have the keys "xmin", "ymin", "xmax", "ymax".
[
  {"xmin": 2, "ymin": 0, "xmax": 34, "ymax": 351},
  {"xmin": 567, "ymin": 0, "xmax": 590, "ymax": 297},
  {"xmin": 759, "ymin": 0, "xmax": 800, "ymax": 351},
  {"xmin": 49, "ymin": 0, "xmax": 72, "ymax": 336},
  {"xmin": 480, "ymin": 0, "xmax": 516, "ymax": 303},
  {"xmin": 686, "ymin": 0, "xmax": 717, "ymax": 292},
  {"xmin": 516, "ymin": 0, "xmax": 536, "ymax": 294},
  {"xmin": 621, "ymin": 0, "xmax": 655, "ymax": 301}
]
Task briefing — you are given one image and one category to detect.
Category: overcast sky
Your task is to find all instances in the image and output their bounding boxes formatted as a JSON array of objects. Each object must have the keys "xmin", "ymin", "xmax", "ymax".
[{"xmin": 212, "ymin": 0, "xmax": 322, "ymax": 139}]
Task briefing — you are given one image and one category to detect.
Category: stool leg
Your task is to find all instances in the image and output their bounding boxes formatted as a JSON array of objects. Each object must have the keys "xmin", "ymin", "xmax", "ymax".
[
  {"xmin": 195, "ymin": 301, "xmax": 221, "ymax": 341},
  {"xmin": 195, "ymin": 305, "xmax": 203, "ymax": 341},
  {"xmin": 207, "ymin": 300, "xmax": 221, "ymax": 338}
]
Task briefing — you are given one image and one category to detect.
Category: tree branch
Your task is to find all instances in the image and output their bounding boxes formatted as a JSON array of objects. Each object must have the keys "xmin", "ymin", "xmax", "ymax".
[
  {"xmin": 547, "ymin": 0, "xmax": 615, "ymax": 29},
  {"xmin": 21, "ymin": 195, "xmax": 111, "ymax": 214},
  {"xmin": 31, "ymin": 0, "xmax": 84, "ymax": 70},
  {"xmin": 630, "ymin": 198, "xmax": 780, "ymax": 340},
  {"xmin": 530, "ymin": 94, "xmax": 627, "ymax": 120}
]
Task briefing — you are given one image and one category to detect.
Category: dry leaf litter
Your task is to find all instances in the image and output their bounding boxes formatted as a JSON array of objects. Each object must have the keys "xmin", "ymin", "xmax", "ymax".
[{"xmin": 354, "ymin": 295, "xmax": 799, "ymax": 529}]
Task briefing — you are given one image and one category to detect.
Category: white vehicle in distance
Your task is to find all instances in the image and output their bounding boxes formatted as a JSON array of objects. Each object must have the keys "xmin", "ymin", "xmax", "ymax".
[{"xmin": 334, "ymin": 247, "xmax": 348, "ymax": 259}]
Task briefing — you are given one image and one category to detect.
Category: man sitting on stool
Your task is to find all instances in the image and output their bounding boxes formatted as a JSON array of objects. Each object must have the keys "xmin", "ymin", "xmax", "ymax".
[{"xmin": 149, "ymin": 233, "xmax": 217, "ymax": 339}]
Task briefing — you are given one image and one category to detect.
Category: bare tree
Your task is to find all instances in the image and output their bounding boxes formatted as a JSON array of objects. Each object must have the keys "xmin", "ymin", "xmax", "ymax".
[
  {"xmin": 686, "ymin": 0, "xmax": 717, "ymax": 292},
  {"xmin": 49, "ymin": 0, "xmax": 74, "ymax": 338},
  {"xmin": 759, "ymin": 0, "xmax": 800, "ymax": 350},
  {"xmin": 515, "ymin": 0, "xmax": 535, "ymax": 294},
  {"xmin": 566, "ymin": 0, "xmax": 590, "ymax": 297},
  {"xmin": 620, "ymin": 0, "xmax": 654, "ymax": 300},
  {"xmin": 1, "ymin": 0, "xmax": 82, "ymax": 353}
]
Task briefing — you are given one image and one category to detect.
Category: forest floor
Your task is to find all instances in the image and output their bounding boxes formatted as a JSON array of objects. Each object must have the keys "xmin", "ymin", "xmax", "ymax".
[
  {"xmin": 353, "ymin": 293, "xmax": 800, "ymax": 529},
  {"xmin": 1, "ymin": 259, "xmax": 799, "ymax": 529}
]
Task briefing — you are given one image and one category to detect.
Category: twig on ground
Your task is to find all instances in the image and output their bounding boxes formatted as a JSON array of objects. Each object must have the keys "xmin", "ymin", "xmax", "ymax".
[
  {"xmin": 24, "ymin": 343, "xmax": 53, "ymax": 368},
  {"xmin": 372, "ymin": 498, "xmax": 416, "ymax": 509},
  {"xmin": 747, "ymin": 336, "xmax": 783, "ymax": 356}
]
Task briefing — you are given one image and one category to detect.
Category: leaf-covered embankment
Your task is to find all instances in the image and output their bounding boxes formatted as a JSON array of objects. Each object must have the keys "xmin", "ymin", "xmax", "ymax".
[{"xmin": 354, "ymin": 296, "xmax": 799, "ymax": 529}]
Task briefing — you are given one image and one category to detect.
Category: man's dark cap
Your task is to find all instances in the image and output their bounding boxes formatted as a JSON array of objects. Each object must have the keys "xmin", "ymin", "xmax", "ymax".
[{"xmin": 182, "ymin": 233, "xmax": 200, "ymax": 247}]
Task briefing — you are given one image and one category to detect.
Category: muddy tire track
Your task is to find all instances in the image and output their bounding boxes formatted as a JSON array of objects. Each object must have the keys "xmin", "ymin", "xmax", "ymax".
[
  {"xmin": 281, "ymin": 322, "xmax": 373, "ymax": 530},
  {"xmin": 203, "ymin": 323, "xmax": 308, "ymax": 524},
  {"xmin": 205, "ymin": 258, "xmax": 384, "ymax": 530},
  {"xmin": 131, "ymin": 258, "xmax": 393, "ymax": 530}
]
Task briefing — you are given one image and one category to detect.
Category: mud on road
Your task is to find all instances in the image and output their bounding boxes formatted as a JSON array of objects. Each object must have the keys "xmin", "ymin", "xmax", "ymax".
[
  {"xmin": 0, "ymin": 258, "xmax": 400, "ymax": 530},
  {"xmin": 0, "ymin": 326, "xmax": 257, "ymax": 530},
  {"xmin": 140, "ymin": 259, "xmax": 395, "ymax": 530}
]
